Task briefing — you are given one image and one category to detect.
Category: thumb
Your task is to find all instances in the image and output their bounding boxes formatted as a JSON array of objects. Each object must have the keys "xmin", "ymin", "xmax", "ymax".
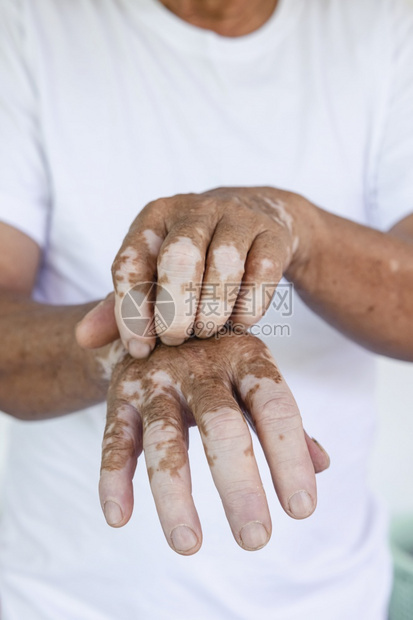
[{"xmin": 76, "ymin": 293, "xmax": 119, "ymax": 349}]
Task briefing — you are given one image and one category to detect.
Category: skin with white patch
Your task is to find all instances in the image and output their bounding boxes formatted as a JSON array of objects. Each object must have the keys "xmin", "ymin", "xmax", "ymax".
[
  {"xmin": 95, "ymin": 340, "xmax": 127, "ymax": 382},
  {"xmin": 196, "ymin": 244, "xmax": 244, "ymax": 334},
  {"xmin": 113, "ymin": 247, "xmax": 140, "ymax": 297},
  {"xmin": 99, "ymin": 333, "xmax": 329, "ymax": 554},
  {"xmin": 120, "ymin": 379, "xmax": 144, "ymax": 403},
  {"xmin": 109, "ymin": 186, "xmax": 315, "ymax": 355},
  {"xmin": 143, "ymin": 229, "xmax": 163, "ymax": 256},
  {"xmin": 260, "ymin": 258, "xmax": 274, "ymax": 271},
  {"xmin": 212, "ymin": 245, "xmax": 244, "ymax": 278},
  {"xmin": 260, "ymin": 196, "xmax": 294, "ymax": 233},
  {"xmin": 158, "ymin": 237, "xmax": 203, "ymax": 342}
]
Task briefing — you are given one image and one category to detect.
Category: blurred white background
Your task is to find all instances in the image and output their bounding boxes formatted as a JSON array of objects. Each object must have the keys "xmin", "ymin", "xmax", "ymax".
[
  {"xmin": 369, "ymin": 357, "xmax": 413, "ymax": 516},
  {"xmin": 0, "ymin": 355, "xmax": 412, "ymax": 516}
]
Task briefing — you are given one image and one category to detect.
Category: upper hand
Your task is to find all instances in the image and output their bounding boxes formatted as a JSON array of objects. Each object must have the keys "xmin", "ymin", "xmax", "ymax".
[{"xmin": 77, "ymin": 187, "xmax": 312, "ymax": 356}]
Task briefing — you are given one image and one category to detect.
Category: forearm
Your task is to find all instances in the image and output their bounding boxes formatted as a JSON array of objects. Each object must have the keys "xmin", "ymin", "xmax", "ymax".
[
  {"xmin": 287, "ymin": 202, "xmax": 413, "ymax": 360},
  {"xmin": 0, "ymin": 292, "xmax": 123, "ymax": 419}
]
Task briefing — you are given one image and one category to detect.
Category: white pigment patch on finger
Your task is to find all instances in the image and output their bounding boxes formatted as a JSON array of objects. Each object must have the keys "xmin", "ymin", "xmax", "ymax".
[
  {"xmin": 121, "ymin": 379, "xmax": 145, "ymax": 408},
  {"xmin": 212, "ymin": 244, "xmax": 244, "ymax": 279},
  {"xmin": 158, "ymin": 237, "xmax": 203, "ymax": 337},
  {"xmin": 389, "ymin": 259, "xmax": 400, "ymax": 272},
  {"xmin": 121, "ymin": 370, "xmax": 182, "ymax": 407},
  {"xmin": 102, "ymin": 403, "xmax": 139, "ymax": 465},
  {"xmin": 158, "ymin": 237, "xmax": 203, "ymax": 278},
  {"xmin": 238, "ymin": 374, "xmax": 285, "ymax": 403},
  {"xmin": 148, "ymin": 370, "xmax": 182, "ymax": 398},
  {"xmin": 239, "ymin": 374, "xmax": 266, "ymax": 401},
  {"xmin": 143, "ymin": 229, "xmax": 163, "ymax": 256},
  {"xmin": 260, "ymin": 258, "xmax": 275, "ymax": 271},
  {"xmin": 196, "ymin": 244, "xmax": 244, "ymax": 329}
]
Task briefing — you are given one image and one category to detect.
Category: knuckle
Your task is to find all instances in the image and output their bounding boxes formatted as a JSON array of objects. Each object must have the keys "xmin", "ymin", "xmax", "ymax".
[
  {"xmin": 154, "ymin": 481, "xmax": 188, "ymax": 505},
  {"xmin": 248, "ymin": 254, "xmax": 279, "ymax": 276},
  {"xmin": 212, "ymin": 245, "xmax": 243, "ymax": 268},
  {"xmin": 101, "ymin": 424, "xmax": 137, "ymax": 471},
  {"xmin": 257, "ymin": 397, "xmax": 302, "ymax": 433},
  {"xmin": 159, "ymin": 244, "xmax": 201, "ymax": 273},
  {"xmin": 201, "ymin": 409, "xmax": 245, "ymax": 445},
  {"xmin": 143, "ymin": 197, "xmax": 170, "ymax": 215},
  {"xmin": 143, "ymin": 418, "xmax": 182, "ymax": 448},
  {"xmin": 224, "ymin": 485, "xmax": 265, "ymax": 512},
  {"xmin": 274, "ymin": 453, "xmax": 310, "ymax": 470}
]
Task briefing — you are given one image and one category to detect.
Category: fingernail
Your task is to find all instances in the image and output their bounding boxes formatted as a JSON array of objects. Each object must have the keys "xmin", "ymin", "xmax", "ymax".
[
  {"xmin": 170, "ymin": 525, "xmax": 199, "ymax": 554},
  {"xmin": 312, "ymin": 437, "xmax": 331, "ymax": 467},
  {"xmin": 103, "ymin": 500, "xmax": 123, "ymax": 526},
  {"xmin": 239, "ymin": 521, "xmax": 269, "ymax": 551},
  {"xmin": 288, "ymin": 490, "xmax": 314, "ymax": 519},
  {"xmin": 128, "ymin": 339, "xmax": 151, "ymax": 358}
]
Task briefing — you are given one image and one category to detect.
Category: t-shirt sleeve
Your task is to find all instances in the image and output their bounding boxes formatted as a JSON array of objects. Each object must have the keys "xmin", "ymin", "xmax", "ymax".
[
  {"xmin": 0, "ymin": 0, "xmax": 50, "ymax": 248},
  {"xmin": 368, "ymin": 0, "xmax": 413, "ymax": 232}
]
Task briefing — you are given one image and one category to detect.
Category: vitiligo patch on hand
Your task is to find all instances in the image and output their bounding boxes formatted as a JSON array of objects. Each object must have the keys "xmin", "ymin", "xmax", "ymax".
[
  {"xmin": 111, "ymin": 188, "xmax": 301, "ymax": 350},
  {"xmin": 101, "ymin": 333, "xmax": 285, "ymax": 476}
]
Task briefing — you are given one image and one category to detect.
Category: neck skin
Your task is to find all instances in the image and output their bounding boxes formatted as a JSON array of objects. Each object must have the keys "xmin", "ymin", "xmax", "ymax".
[{"xmin": 158, "ymin": 0, "xmax": 279, "ymax": 36}]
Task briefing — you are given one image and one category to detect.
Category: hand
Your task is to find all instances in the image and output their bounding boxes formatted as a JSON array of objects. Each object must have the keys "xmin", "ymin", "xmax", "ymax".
[
  {"xmin": 76, "ymin": 187, "xmax": 314, "ymax": 357},
  {"xmin": 98, "ymin": 332, "xmax": 330, "ymax": 555}
]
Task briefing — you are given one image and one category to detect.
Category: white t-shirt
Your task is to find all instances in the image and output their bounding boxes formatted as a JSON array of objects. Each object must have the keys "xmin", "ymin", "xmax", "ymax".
[{"xmin": 0, "ymin": 0, "xmax": 412, "ymax": 618}]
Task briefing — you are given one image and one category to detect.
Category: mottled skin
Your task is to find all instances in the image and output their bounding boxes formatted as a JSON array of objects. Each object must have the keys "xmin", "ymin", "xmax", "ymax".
[
  {"xmin": 78, "ymin": 187, "xmax": 413, "ymax": 363},
  {"xmin": 76, "ymin": 186, "xmax": 413, "ymax": 554},
  {"xmin": 107, "ymin": 188, "xmax": 300, "ymax": 355},
  {"xmin": 99, "ymin": 332, "xmax": 329, "ymax": 554},
  {"xmin": 1, "ymin": 0, "xmax": 413, "ymax": 561}
]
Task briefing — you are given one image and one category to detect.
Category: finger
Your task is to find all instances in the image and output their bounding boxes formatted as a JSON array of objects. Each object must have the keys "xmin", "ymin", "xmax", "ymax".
[
  {"xmin": 242, "ymin": 409, "xmax": 330, "ymax": 476},
  {"xmin": 76, "ymin": 293, "xmax": 119, "ymax": 349},
  {"xmin": 141, "ymin": 381, "xmax": 202, "ymax": 555},
  {"xmin": 231, "ymin": 230, "xmax": 283, "ymax": 327},
  {"xmin": 99, "ymin": 400, "xmax": 142, "ymax": 528},
  {"xmin": 195, "ymin": 214, "xmax": 251, "ymax": 338},
  {"xmin": 235, "ymin": 352, "xmax": 317, "ymax": 520},
  {"xmin": 304, "ymin": 432, "xmax": 331, "ymax": 474},
  {"xmin": 186, "ymin": 378, "xmax": 271, "ymax": 551},
  {"xmin": 112, "ymin": 207, "xmax": 166, "ymax": 358},
  {"xmin": 156, "ymin": 215, "xmax": 212, "ymax": 346}
]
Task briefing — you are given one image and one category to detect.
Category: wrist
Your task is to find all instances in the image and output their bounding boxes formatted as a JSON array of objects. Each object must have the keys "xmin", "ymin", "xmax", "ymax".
[
  {"xmin": 282, "ymin": 193, "xmax": 325, "ymax": 288},
  {"xmin": 86, "ymin": 340, "xmax": 128, "ymax": 388}
]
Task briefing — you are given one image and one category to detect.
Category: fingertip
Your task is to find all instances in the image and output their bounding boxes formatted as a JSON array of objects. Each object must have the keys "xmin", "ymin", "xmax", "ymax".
[
  {"xmin": 239, "ymin": 521, "xmax": 271, "ymax": 551},
  {"xmin": 311, "ymin": 437, "xmax": 331, "ymax": 472},
  {"xmin": 128, "ymin": 339, "xmax": 152, "ymax": 358},
  {"xmin": 75, "ymin": 317, "xmax": 90, "ymax": 348},
  {"xmin": 304, "ymin": 432, "xmax": 331, "ymax": 474},
  {"xmin": 287, "ymin": 489, "xmax": 316, "ymax": 520},
  {"xmin": 169, "ymin": 524, "xmax": 202, "ymax": 555},
  {"xmin": 99, "ymin": 475, "xmax": 134, "ymax": 528},
  {"xmin": 103, "ymin": 500, "xmax": 124, "ymax": 527}
]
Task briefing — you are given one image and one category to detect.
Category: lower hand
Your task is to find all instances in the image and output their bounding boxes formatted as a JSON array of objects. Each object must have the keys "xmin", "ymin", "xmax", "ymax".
[{"xmin": 99, "ymin": 332, "xmax": 329, "ymax": 555}]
